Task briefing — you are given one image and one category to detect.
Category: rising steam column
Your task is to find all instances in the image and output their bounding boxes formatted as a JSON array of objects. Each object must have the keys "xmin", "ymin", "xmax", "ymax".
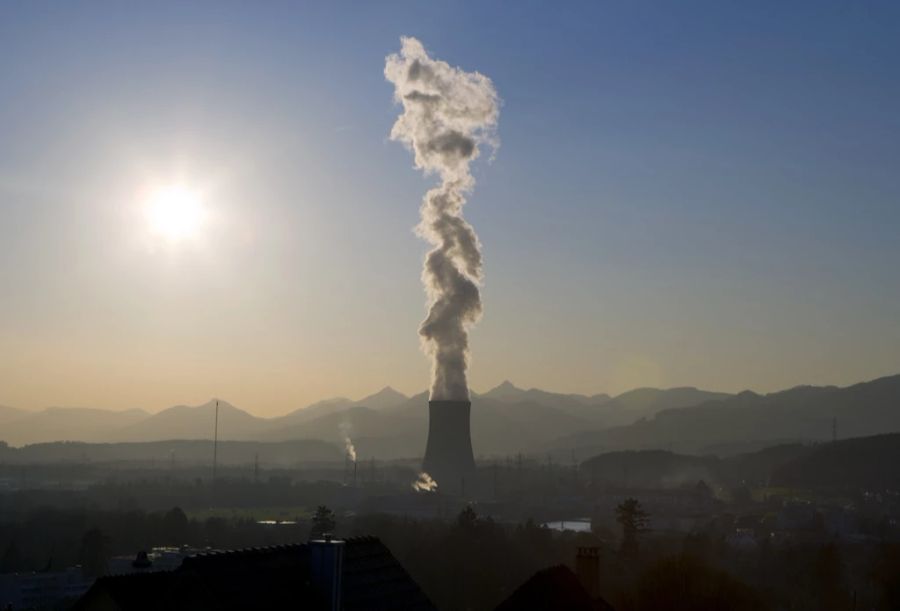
[
  {"xmin": 385, "ymin": 37, "xmax": 499, "ymax": 498},
  {"xmin": 422, "ymin": 399, "xmax": 476, "ymax": 495}
]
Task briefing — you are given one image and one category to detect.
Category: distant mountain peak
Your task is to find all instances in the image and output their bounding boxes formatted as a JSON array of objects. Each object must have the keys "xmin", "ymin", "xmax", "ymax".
[
  {"xmin": 315, "ymin": 396, "xmax": 352, "ymax": 407},
  {"xmin": 185, "ymin": 398, "xmax": 235, "ymax": 411},
  {"xmin": 487, "ymin": 380, "xmax": 521, "ymax": 394},
  {"xmin": 354, "ymin": 386, "xmax": 409, "ymax": 410}
]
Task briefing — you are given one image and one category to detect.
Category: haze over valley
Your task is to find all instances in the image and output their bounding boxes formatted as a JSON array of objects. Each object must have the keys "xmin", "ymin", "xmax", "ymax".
[
  {"xmin": 3, "ymin": 374, "xmax": 898, "ymax": 464},
  {"xmin": 3, "ymin": 3, "xmax": 900, "ymax": 609}
]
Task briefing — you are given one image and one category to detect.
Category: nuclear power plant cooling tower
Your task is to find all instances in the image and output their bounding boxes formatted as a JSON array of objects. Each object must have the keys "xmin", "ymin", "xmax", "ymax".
[{"xmin": 422, "ymin": 400, "xmax": 476, "ymax": 494}]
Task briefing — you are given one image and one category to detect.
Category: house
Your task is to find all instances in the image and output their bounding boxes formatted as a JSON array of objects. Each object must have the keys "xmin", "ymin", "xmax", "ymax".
[
  {"xmin": 494, "ymin": 565, "xmax": 614, "ymax": 611},
  {"xmin": 495, "ymin": 546, "xmax": 615, "ymax": 611},
  {"xmin": 73, "ymin": 536, "xmax": 433, "ymax": 611}
]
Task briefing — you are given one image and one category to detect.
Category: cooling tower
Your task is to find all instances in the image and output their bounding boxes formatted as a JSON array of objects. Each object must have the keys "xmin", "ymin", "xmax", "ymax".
[{"xmin": 422, "ymin": 400, "xmax": 476, "ymax": 495}]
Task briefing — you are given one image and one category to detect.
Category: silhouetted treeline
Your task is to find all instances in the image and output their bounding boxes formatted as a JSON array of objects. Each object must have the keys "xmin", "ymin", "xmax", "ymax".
[
  {"xmin": 0, "ymin": 505, "xmax": 308, "ymax": 574},
  {"xmin": 4, "ymin": 503, "xmax": 900, "ymax": 609},
  {"xmin": 357, "ymin": 510, "xmax": 900, "ymax": 611},
  {"xmin": 582, "ymin": 432, "xmax": 900, "ymax": 492},
  {"xmin": 0, "ymin": 474, "xmax": 418, "ymax": 518},
  {"xmin": 0, "ymin": 438, "xmax": 340, "ymax": 465},
  {"xmin": 771, "ymin": 433, "xmax": 900, "ymax": 489}
]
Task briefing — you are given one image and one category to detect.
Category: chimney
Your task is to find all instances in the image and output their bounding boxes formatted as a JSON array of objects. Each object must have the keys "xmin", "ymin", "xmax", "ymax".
[
  {"xmin": 423, "ymin": 400, "xmax": 476, "ymax": 495},
  {"xmin": 309, "ymin": 536, "xmax": 344, "ymax": 611},
  {"xmin": 575, "ymin": 546, "xmax": 600, "ymax": 598}
]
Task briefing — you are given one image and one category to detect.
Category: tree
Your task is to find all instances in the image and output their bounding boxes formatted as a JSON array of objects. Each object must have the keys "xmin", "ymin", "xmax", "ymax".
[
  {"xmin": 873, "ymin": 543, "xmax": 900, "ymax": 610},
  {"xmin": 814, "ymin": 544, "xmax": 851, "ymax": 611},
  {"xmin": 204, "ymin": 517, "xmax": 228, "ymax": 547},
  {"xmin": 310, "ymin": 505, "xmax": 337, "ymax": 540},
  {"xmin": 80, "ymin": 528, "xmax": 110, "ymax": 578},
  {"xmin": 162, "ymin": 507, "xmax": 189, "ymax": 545},
  {"xmin": 635, "ymin": 554, "xmax": 763, "ymax": 611},
  {"xmin": 518, "ymin": 517, "xmax": 553, "ymax": 558},
  {"xmin": 0, "ymin": 540, "xmax": 23, "ymax": 573},
  {"xmin": 616, "ymin": 497, "xmax": 649, "ymax": 557},
  {"xmin": 457, "ymin": 505, "xmax": 479, "ymax": 531},
  {"xmin": 731, "ymin": 485, "xmax": 753, "ymax": 506}
]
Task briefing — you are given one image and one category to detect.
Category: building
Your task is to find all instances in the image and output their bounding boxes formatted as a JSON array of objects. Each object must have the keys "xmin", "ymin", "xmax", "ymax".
[
  {"xmin": 74, "ymin": 536, "xmax": 434, "ymax": 611},
  {"xmin": 0, "ymin": 567, "xmax": 92, "ymax": 609},
  {"xmin": 107, "ymin": 547, "xmax": 205, "ymax": 576},
  {"xmin": 422, "ymin": 399, "xmax": 476, "ymax": 496},
  {"xmin": 494, "ymin": 565, "xmax": 614, "ymax": 611},
  {"xmin": 494, "ymin": 545, "xmax": 615, "ymax": 611}
]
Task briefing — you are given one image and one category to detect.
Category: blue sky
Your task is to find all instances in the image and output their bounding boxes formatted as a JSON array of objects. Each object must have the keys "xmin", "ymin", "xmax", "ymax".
[{"xmin": 1, "ymin": 1, "xmax": 899, "ymax": 414}]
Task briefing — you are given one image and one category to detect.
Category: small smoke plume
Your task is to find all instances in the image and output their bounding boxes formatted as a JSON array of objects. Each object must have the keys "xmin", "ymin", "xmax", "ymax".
[
  {"xmin": 338, "ymin": 420, "xmax": 356, "ymax": 462},
  {"xmin": 412, "ymin": 471, "xmax": 438, "ymax": 492},
  {"xmin": 385, "ymin": 37, "xmax": 499, "ymax": 401}
]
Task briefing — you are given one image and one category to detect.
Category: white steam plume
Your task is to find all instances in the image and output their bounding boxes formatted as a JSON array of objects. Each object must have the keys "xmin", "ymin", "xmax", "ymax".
[
  {"xmin": 339, "ymin": 420, "xmax": 356, "ymax": 462},
  {"xmin": 385, "ymin": 37, "xmax": 499, "ymax": 401},
  {"xmin": 412, "ymin": 471, "xmax": 438, "ymax": 492}
]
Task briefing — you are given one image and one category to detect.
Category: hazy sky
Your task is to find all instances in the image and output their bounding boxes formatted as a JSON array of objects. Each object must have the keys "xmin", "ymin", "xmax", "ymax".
[{"xmin": 2, "ymin": 2, "xmax": 899, "ymax": 416}]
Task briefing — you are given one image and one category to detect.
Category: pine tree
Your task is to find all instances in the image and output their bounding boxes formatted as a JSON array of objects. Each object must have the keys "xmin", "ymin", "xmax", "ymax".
[
  {"xmin": 309, "ymin": 505, "xmax": 337, "ymax": 540},
  {"xmin": 616, "ymin": 497, "xmax": 650, "ymax": 557}
]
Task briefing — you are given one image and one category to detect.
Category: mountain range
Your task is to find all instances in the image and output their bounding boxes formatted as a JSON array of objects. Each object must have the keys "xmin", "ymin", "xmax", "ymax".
[
  {"xmin": 0, "ymin": 382, "xmax": 724, "ymax": 451},
  {"xmin": 548, "ymin": 374, "xmax": 900, "ymax": 457},
  {"xmin": 2, "ymin": 375, "xmax": 899, "ymax": 460}
]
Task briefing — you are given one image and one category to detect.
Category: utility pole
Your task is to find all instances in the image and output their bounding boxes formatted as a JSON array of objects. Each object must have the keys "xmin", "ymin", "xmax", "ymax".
[
  {"xmin": 212, "ymin": 399, "xmax": 219, "ymax": 503},
  {"xmin": 493, "ymin": 461, "xmax": 499, "ymax": 498},
  {"xmin": 832, "ymin": 417, "xmax": 837, "ymax": 443}
]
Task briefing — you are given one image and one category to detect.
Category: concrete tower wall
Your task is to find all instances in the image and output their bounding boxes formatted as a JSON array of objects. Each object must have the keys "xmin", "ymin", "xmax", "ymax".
[{"xmin": 423, "ymin": 400, "xmax": 476, "ymax": 495}]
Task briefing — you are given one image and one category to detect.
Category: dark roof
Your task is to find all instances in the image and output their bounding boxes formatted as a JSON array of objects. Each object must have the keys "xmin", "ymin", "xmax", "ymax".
[
  {"xmin": 495, "ymin": 565, "xmax": 614, "ymax": 611},
  {"xmin": 174, "ymin": 543, "xmax": 320, "ymax": 610},
  {"xmin": 74, "ymin": 538, "xmax": 433, "ymax": 611},
  {"xmin": 342, "ymin": 536, "xmax": 434, "ymax": 611},
  {"xmin": 75, "ymin": 571, "xmax": 177, "ymax": 611}
]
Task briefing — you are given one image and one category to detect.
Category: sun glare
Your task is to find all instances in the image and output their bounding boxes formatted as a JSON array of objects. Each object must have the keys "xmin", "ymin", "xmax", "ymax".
[{"xmin": 145, "ymin": 186, "xmax": 206, "ymax": 241}]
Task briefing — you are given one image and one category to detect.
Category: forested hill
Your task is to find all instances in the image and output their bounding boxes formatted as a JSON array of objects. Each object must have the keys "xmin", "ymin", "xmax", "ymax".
[{"xmin": 551, "ymin": 374, "xmax": 900, "ymax": 456}]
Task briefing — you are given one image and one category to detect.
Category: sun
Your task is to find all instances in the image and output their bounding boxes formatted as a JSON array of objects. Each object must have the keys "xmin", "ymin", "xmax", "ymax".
[{"xmin": 144, "ymin": 186, "xmax": 206, "ymax": 241}]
